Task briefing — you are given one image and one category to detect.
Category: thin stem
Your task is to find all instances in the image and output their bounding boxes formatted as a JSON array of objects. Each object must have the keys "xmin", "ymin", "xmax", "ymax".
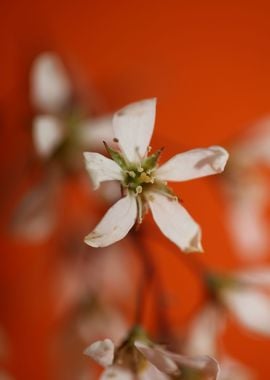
[{"xmin": 130, "ymin": 228, "xmax": 172, "ymax": 337}]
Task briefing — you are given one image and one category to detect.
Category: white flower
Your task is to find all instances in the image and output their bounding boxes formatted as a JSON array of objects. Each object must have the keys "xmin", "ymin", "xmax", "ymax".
[
  {"xmin": 84, "ymin": 328, "xmax": 220, "ymax": 380},
  {"xmin": 185, "ymin": 304, "xmax": 225, "ymax": 357},
  {"xmin": 30, "ymin": 52, "xmax": 72, "ymax": 112},
  {"xmin": 30, "ymin": 52, "xmax": 114, "ymax": 160},
  {"xmin": 217, "ymin": 357, "xmax": 254, "ymax": 380},
  {"xmin": 221, "ymin": 117, "xmax": 270, "ymax": 260},
  {"xmin": 185, "ymin": 304, "xmax": 254, "ymax": 380},
  {"xmin": 84, "ymin": 98, "xmax": 229, "ymax": 252},
  {"xmin": 207, "ymin": 268, "xmax": 270, "ymax": 336}
]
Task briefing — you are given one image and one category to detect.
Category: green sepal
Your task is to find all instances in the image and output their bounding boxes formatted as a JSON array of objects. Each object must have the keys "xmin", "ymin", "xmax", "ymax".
[
  {"xmin": 103, "ymin": 141, "xmax": 127, "ymax": 169},
  {"xmin": 142, "ymin": 147, "xmax": 164, "ymax": 171},
  {"xmin": 151, "ymin": 181, "xmax": 178, "ymax": 200}
]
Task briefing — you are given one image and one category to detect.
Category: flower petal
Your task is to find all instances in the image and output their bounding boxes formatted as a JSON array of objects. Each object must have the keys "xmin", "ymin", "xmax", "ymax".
[
  {"xmin": 139, "ymin": 363, "xmax": 170, "ymax": 380},
  {"xmin": 30, "ymin": 52, "xmax": 72, "ymax": 112},
  {"xmin": 84, "ymin": 195, "xmax": 137, "ymax": 247},
  {"xmin": 101, "ymin": 366, "xmax": 133, "ymax": 380},
  {"xmin": 234, "ymin": 268, "xmax": 270, "ymax": 287},
  {"xmin": 156, "ymin": 146, "xmax": 229, "ymax": 182},
  {"xmin": 224, "ymin": 181, "xmax": 269, "ymax": 260},
  {"xmin": 135, "ymin": 342, "xmax": 178, "ymax": 375},
  {"xmin": 10, "ymin": 180, "xmax": 59, "ymax": 241},
  {"xmin": 170, "ymin": 354, "xmax": 220, "ymax": 380},
  {"xmin": 222, "ymin": 288, "xmax": 270, "ymax": 336},
  {"xmin": 79, "ymin": 116, "xmax": 114, "ymax": 150},
  {"xmin": 84, "ymin": 339, "xmax": 114, "ymax": 367},
  {"xmin": 135, "ymin": 342, "xmax": 219, "ymax": 380},
  {"xmin": 147, "ymin": 192, "xmax": 203, "ymax": 252},
  {"xmin": 186, "ymin": 304, "xmax": 225, "ymax": 356},
  {"xmin": 113, "ymin": 98, "xmax": 156, "ymax": 162},
  {"xmin": 218, "ymin": 357, "xmax": 254, "ymax": 380},
  {"xmin": 84, "ymin": 152, "xmax": 122, "ymax": 190},
  {"xmin": 33, "ymin": 116, "xmax": 65, "ymax": 158}
]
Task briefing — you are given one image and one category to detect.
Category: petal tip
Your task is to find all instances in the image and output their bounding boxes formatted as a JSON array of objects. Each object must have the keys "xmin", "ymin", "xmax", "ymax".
[{"xmin": 84, "ymin": 235, "xmax": 99, "ymax": 248}]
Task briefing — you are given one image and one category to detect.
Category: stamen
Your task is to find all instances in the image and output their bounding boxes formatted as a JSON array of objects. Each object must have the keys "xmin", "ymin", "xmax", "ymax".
[
  {"xmin": 128, "ymin": 171, "xmax": 136, "ymax": 178},
  {"xmin": 139, "ymin": 172, "xmax": 153, "ymax": 183},
  {"xmin": 136, "ymin": 185, "xmax": 143, "ymax": 194}
]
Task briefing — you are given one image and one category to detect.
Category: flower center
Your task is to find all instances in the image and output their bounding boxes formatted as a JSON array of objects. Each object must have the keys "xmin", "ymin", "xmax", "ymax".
[{"xmin": 123, "ymin": 165, "xmax": 155, "ymax": 195}]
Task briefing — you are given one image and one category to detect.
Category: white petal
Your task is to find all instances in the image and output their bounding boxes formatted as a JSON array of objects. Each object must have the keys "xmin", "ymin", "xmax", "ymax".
[
  {"xmin": 101, "ymin": 367, "xmax": 133, "ymax": 380},
  {"xmin": 224, "ymin": 181, "xmax": 269, "ymax": 260},
  {"xmin": 233, "ymin": 268, "xmax": 270, "ymax": 286},
  {"xmin": 79, "ymin": 116, "xmax": 114, "ymax": 150},
  {"xmin": 10, "ymin": 181, "xmax": 58, "ymax": 241},
  {"xmin": 84, "ymin": 195, "xmax": 137, "ymax": 247},
  {"xmin": 84, "ymin": 152, "xmax": 122, "ymax": 190},
  {"xmin": 223, "ymin": 288, "xmax": 270, "ymax": 335},
  {"xmin": 156, "ymin": 146, "xmax": 229, "ymax": 182},
  {"xmin": 113, "ymin": 99, "xmax": 156, "ymax": 162},
  {"xmin": 231, "ymin": 117, "xmax": 270, "ymax": 166},
  {"xmin": 33, "ymin": 115, "xmax": 65, "ymax": 158},
  {"xmin": 147, "ymin": 192, "xmax": 203, "ymax": 252},
  {"xmin": 218, "ymin": 357, "xmax": 254, "ymax": 380},
  {"xmin": 186, "ymin": 304, "xmax": 224, "ymax": 356},
  {"xmin": 136, "ymin": 343, "xmax": 219, "ymax": 380},
  {"xmin": 139, "ymin": 363, "xmax": 170, "ymax": 380},
  {"xmin": 135, "ymin": 342, "xmax": 178, "ymax": 375},
  {"xmin": 30, "ymin": 52, "xmax": 72, "ymax": 112},
  {"xmin": 83, "ymin": 339, "xmax": 114, "ymax": 367}
]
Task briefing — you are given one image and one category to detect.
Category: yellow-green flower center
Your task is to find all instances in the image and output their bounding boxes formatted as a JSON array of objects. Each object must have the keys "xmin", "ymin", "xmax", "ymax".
[{"xmin": 123, "ymin": 166, "xmax": 155, "ymax": 195}]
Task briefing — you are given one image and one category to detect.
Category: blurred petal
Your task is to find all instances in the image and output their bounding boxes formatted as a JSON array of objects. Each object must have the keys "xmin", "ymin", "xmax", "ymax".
[
  {"xmin": 231, "ymin": 117, "xmax": 270, "ymax": 165},
  {"xmin": 10, "ymin": 181, "xmax": 58, "ymax": 242},
  {"xmin": 84, "ymin": 152, "xmax": 122, "ymax": 190},
  {"xmin": 84, "ymin": 339, "xmax": 114, "ymax": 367},
  {"xmin": 101, "ymin": 367, "xmax": 133, "ymax": 380},
  {"xmin": 186, "ymin": 304, "xmax": 224, "ymax": 356},
  {"xmin": 84, "ymin": 195, "xmax": 137, "ymax": 247},
  {"xmin": 147, "ymin": 192, "xmax": 203, "ymax": 252},
  {"xmin": 156, "ymin": 146, "xmax": 229, "ymax": 182},
  {"xmin": 79, "ymin": 116, "xmax": 114, "ymax": 150},
  {"xmin": 139, "ymin": 363, "xmax": 170, "ymax": 380},
  {"xmin": 223, "ymin": 288, "xmax": 270, "ymax": 335},
  {"xmin": 135, "ymin": 342, "xmax": 178, "ymax": 375},
  {"xmin": 218, "ymin": 357, "xmax": 254, "ymax": 380},
  {"xmin": 113, "ymin": 98, "xmax": 156, "ymax": 162},
  {"xmin": 165, "ymin": 351, "xmax": 219, "ymax": 380},
  {"xmin": 224, "ymin": 176, "xmax": 270, "ymax": 260},
  {"xmin": 30, "ymin": 52, "xmax": 72, "ymax": 112},
  {"xmin": 33, "ymin": 115, "xmax": 65, "ymax": 158},
  {"xmin": 234, "ymin": 268, "xmax": 270, "ymax": 286},
  {"xmin": 136, "ymin": 343, "xmax": 219, "ymax": 380}
]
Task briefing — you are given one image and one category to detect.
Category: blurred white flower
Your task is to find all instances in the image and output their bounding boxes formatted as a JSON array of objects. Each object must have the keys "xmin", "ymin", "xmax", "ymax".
[
  {"xmin": 217, "ymin": 357, "xmax": 254, "ymax": 380},
  {"xmin": 185, "ymin": 304, "xmax": 225, "ymax": 357},
  {"xmin": 84, "ymin": 327, "xmax": 219, "ymax": 380},
  {"xmin": 84, "ymin": 99, "xmax": 229, "ymax": 252},
  {"xmin": 221, "ymin": 117, "xmax": 270, "ymax": 260},
  {"xmin": 30, "ymin": 52, "xmax": 72, "ymax": 112},
  {"xmin": 30, "ymin": 52, "xmax": 114, "ymax": 160},
  {"xmin": 207, "ymin": 268, "xmax": 270, "ymax": 336},
  {"xmin": 11, "ymin": 52, "xmax": 116, "ymax": 242},
  {"xmin": 185, "ymin": 302, "xmax": 253, "ymax": 380}
]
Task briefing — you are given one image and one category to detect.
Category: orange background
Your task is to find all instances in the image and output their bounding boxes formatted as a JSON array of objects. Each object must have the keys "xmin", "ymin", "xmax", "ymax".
[{"xmin": 1, "ymin": 1, "xmax": 270, "ymax": 379}]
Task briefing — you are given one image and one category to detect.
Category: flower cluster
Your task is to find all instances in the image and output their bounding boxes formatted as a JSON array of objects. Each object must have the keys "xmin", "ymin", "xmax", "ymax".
[{"xmin": 84, "ymin": 327, "xmax": 219, "ymax": 380}]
